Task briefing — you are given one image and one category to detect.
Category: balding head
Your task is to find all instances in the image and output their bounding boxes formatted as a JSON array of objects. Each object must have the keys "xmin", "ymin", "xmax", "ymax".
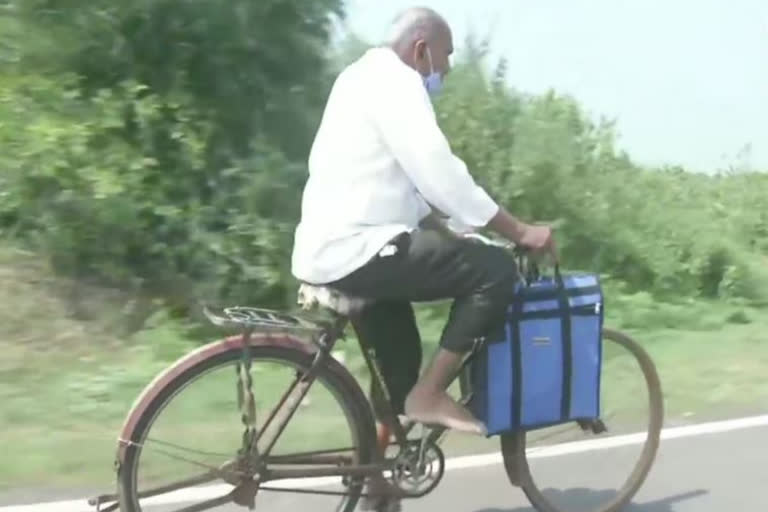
[
  {"xmin": 386, "ymin": 7, "xmax": 449, "ymax": 50},
  {"xmin": 384, "ymin": 7, "xmax": 454, "ymax": 83}
]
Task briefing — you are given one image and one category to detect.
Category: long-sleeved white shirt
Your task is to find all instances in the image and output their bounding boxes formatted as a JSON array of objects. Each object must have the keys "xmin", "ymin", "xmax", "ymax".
[{"xmin": 291, "ymin": 47, "xmax": 499, "ymax": 284}]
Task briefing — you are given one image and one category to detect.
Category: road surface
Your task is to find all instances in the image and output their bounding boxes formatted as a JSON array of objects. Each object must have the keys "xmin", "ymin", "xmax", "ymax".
[{"xmin": 1, "ymin": 415, "xmax": 767, "ymax": 512}]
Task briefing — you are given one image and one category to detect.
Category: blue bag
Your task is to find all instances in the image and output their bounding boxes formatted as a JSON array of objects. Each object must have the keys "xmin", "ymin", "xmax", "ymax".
[{"xmin": 468, "ymin": 270, "xmax": 604, "ymax": 436}]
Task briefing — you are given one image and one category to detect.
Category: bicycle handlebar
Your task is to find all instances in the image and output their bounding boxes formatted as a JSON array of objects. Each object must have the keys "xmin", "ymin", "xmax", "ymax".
[
  {"xmin": 461, "ymin": 232, "xmax": 528, "ymax": 256},
  {"xmin": 461, "ymin": 232, "xmax": 506, "ymax": 247},
  {"xmin": 462, "ymin": 232, "xmax": 560, "ymax": 284}
]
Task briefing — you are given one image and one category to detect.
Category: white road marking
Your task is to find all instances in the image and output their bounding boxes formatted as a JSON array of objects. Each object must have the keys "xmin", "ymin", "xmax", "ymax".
[{"xmin": 3, "ymin": 414, "xmax": 767, "ymax": 512}]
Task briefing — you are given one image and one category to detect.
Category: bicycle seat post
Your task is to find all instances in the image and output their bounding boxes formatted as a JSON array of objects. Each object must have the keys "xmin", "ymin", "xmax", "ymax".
[{"xmin": 315, "ymin": 312, "xmax": 350, "ymax": 354}]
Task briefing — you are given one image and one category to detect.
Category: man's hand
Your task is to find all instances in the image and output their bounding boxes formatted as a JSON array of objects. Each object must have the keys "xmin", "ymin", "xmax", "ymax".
[
  {"xmin": 486, "ymin": 207, "xmax": 558, "ymax": 262},
  {"xmin": 519, "ymin": 223, "xmax": 558, "ymax": 262}
]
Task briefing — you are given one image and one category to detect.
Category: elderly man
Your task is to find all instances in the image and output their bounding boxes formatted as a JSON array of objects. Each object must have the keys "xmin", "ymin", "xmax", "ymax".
[{"xmin": 292, "ymin": 6, "xmax": 555, "ymax": 507}]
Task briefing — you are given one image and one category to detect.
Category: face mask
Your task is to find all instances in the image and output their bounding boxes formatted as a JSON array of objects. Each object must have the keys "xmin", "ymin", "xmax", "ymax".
[{"xmin": 422, "ymin": 46, "xmax": 443, "ymax": 96}]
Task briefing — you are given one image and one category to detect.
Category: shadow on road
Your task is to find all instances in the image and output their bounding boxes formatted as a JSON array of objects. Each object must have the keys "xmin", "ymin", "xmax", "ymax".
[{"xmin": 476, "ymin": 488, "xmax": 708, "ymax": 512}]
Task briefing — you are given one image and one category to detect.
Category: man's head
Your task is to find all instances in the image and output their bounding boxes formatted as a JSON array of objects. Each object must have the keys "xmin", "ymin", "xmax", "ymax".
[{"xmin": 385, "ymin": 7, "xmax": 454, "ymax": 94}]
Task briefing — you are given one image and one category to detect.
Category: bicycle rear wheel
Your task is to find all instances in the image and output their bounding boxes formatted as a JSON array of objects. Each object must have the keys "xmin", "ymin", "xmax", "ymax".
[
  {"xmin": 500, "ymin": 327, "xmax": 664, "ymax": 512},
  {"xmin": 117, "ymin": 342, "xmax": 377, "ymax": 512}
]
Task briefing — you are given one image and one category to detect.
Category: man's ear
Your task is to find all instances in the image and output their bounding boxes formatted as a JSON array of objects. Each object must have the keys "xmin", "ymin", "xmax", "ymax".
[{"xmin": 413, "ymin": 39, "xmax": 427, "ymax": 61}]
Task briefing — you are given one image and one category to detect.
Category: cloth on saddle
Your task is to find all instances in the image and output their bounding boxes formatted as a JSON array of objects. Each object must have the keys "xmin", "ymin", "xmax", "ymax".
[{"xmin": 297, "ymin": 283, "xmax": 369, "ymax": 316}]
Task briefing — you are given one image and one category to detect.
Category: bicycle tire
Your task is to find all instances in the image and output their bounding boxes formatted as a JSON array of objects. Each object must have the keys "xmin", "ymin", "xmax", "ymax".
[
  {"xmin": 500, "ymin": 327, "xmax": 664, "ymax": 512},
  {"xmin": 117, "ymin": 343, "xmax": 378, "ymax": 512}
]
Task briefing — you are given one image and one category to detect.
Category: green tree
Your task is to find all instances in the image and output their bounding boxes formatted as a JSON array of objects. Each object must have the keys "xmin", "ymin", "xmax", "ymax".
[{"xmin": 0, "ymin": 0, "xmax": 346, "ymax": 322}]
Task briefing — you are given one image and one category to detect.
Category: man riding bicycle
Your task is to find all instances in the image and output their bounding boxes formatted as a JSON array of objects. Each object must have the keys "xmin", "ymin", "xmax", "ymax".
[{"xmin": 291, "ymin": 6, "xmax": 556, "ymax": 510}]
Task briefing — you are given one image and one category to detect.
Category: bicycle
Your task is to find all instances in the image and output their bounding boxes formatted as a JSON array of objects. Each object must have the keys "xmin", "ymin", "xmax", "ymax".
[{"xmin": 90, "ymin": 238, "xmax": 663, "ymax": 512}]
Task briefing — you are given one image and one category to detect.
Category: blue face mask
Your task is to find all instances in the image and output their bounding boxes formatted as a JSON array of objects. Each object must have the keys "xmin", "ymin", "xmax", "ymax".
[{"xmin": 422, "ymin": 46, "xmax": 443, "ymax": 96}]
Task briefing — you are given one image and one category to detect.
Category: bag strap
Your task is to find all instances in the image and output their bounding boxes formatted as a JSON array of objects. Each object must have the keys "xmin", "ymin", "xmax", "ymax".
[{"xmin": 552, "ymin": 263, "xmax": 572, "ymax": 420}]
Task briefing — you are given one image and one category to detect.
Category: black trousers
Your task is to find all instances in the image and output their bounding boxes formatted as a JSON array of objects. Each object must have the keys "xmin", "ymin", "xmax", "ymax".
[{"xmin": 329, "ymin": 229, "xmax": 519, "ymax": 420}]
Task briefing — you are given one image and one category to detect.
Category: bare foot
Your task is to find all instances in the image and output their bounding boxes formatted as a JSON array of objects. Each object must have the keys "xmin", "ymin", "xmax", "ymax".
[{"xmin": 404, "ymin": 388, "xmax": 487, "ymax": 435}]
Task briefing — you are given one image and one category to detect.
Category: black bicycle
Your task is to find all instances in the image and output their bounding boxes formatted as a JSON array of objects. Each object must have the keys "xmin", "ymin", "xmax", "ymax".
[{"xmin": 91, "ymin": 239, "xmax": 663, "ymax": 512}]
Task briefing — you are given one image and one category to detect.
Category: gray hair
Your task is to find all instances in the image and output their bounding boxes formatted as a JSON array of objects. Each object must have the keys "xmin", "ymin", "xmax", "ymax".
[{"xmin": 384, "ymin": 7, "xmax": 448, "ymax": 50}]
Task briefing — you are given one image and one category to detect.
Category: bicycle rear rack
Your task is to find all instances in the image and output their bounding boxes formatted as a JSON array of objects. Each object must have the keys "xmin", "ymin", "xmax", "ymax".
[{"xmin": 202, "ymin": 305, "xmax": 324, "ymax": 333}]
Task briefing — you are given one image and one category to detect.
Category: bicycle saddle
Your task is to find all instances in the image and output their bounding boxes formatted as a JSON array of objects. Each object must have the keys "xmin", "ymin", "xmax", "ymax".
[{"xmin": 297, "ymin": 283, "xmax": 370, "ymax": 316}]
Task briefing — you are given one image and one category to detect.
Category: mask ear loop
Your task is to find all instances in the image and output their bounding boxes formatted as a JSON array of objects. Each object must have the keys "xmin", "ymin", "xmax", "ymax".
[{"xmin": 425, "ymin": 45, "xmax": 435, "ymax": 75}]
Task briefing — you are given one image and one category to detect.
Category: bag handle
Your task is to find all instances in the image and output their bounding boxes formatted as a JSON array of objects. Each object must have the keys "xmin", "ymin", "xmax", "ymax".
[
  {"xmin": 553, "ymin": 263, "xmax": 564, "ymax": 288},
  {"xmin": 516, "ymin": 249, "xmax": 563, "ymax": 289}
]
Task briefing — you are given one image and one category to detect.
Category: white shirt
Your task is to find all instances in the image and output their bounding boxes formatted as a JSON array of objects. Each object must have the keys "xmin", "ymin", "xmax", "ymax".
[{"xmin": 291, "ymin": 47, "xmax": 499, "ymax": 284}]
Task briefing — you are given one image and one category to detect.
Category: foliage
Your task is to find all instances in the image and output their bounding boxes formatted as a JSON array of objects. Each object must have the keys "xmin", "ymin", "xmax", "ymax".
[
  {"xmin": 434, "ymin": 35, "xmax": 768, "ymax": 302},
  {"xmin": 0, "ymin": 0, "xmax": 344, "ymax": 319},
  {"xmin": 0, "ymin": 14, "xmax": 766, "ymax": 333}
]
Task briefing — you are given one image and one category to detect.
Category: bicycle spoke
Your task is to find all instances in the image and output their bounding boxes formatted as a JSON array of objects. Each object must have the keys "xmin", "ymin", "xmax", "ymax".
[
  {"xmin": 142, "ymin": 472, "xmax": 222, "ymax": 501},
  {"xmin": 141, "ymin": 441, "xmax": 238, "ymax": 475},
  {"xmin": 267, "ymin": 448, "xmax": 355, "ymax": 466},
  {"xmin": 145, "ymin": 437, "xmax": 235, "ymax": 458},
  {"xmin": 90, "ymin": 472, "xmax": 220, "ymax": 512},
  {"xmin": 168, "ymin": 493, "xmax": 234, "ymax": 512}
]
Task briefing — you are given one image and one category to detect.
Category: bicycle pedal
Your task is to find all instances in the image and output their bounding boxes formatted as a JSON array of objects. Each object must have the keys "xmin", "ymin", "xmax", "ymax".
[{"xmin": 399, "ymin": 415, "xmax": 440, "ymax": 432}]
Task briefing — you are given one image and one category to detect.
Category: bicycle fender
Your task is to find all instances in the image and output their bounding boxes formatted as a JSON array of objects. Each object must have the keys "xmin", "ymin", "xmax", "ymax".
[{"xmin": 115, "ymin": 333, "xmax": 315, "ymax": 465}]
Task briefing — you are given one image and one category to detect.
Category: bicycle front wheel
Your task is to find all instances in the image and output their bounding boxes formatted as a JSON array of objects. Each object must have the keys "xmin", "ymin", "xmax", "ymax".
[
  {"xmin": 501, "ymin": 327, "xmax": 664, "ymax": 512},
  {"xmin": 117, "ymin": 341, "xmax": 378, "ymax": 512}
]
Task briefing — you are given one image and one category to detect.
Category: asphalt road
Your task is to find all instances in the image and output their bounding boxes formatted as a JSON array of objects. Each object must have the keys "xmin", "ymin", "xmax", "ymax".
[{"xmin": 2, "ymin": 416, "xmax": 767, "ymax": 512}]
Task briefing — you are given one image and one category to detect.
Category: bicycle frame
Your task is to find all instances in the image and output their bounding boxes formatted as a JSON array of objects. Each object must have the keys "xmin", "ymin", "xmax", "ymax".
[
  {"xmin": 211, "ymin": 238, "xmax": 535, "ymax": 477},
  {"xmin": 247, "ymin": 245, "xmax": 556, "ymax": 483},
  {"xmin": 245, "ymin": 311, "xmax": 483, "ymax": 480}
]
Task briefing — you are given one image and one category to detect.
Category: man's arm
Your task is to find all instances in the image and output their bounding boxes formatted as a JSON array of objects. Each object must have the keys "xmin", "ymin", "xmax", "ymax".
[
  {"xmin": 372, "ymin": 68, "xmax": 555, "ymax": 257},
  {"xmin": 372, "ymin": 71, "xmax": 499, "ymax": 229},
  {"xmin": 485, "ymin": 208, "xmax": 527, "ymax": 243}
]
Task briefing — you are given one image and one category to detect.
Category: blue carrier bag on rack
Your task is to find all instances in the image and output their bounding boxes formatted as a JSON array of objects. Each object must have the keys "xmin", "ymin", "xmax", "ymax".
[{"xmin": 468, "ymin": 267, "xmax": 604, "ymax": 436}]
